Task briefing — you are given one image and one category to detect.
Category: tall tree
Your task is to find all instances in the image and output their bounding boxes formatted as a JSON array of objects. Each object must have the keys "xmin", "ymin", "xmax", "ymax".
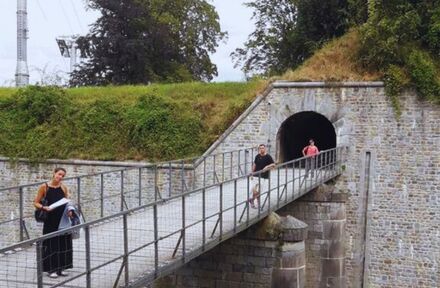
[
  {"xmin": 233, "ymin": 0, "xmax": 367, "ymax": 77},
  {"xmin": 70, "ymin": 0, "xmax": 226, "ymax": 86}
]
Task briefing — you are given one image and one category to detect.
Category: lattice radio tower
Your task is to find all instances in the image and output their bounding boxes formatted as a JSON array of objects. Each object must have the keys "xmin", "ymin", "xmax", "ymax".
[{"xmin": 15, "ymin": 0, "xmax": 29, "ymax": 87}]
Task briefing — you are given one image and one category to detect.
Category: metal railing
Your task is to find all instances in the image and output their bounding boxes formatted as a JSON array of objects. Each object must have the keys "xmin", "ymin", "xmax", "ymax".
[
  {"xmin": 0, "ymin": 146, "xmax": 260, "ymax": 246},
  {"xmin": 0, "ymin": 146, "xmax": 346, "ymax": 288}
]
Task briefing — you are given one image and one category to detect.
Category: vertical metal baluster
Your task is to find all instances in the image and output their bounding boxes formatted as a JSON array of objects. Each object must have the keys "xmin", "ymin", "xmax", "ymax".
[
  {"xmin": 36, "ymin": 240, "xmax": 43, "ymax": 288},
  {"xmin": 120, "ymin": 171, "xmax": 124, "ymax": 211},
  {"xmin": 213, "ymin": 154, "xmax": 217, "ymax": 184},
  {"xmin": 138, "ymin": 168, "xmax": 142, "ymax": 206},
  {"xmin": 219, "ymin": 183, "xmax": 223, "ymax": 241},
  {"xmin": 192, "ymin": 160, "xmax": 195, "ymax": 191},
  {"xmin": 202, "ymin": 187, "xmax": 206, "ymax": 250},
  {"xmin": 238, "ymin": 149, "xmax": 241, "ymax": 176},
  {"xmin": 19, "ymin": 187, "xmax": 24, "ymax": 241},
  {"xmin": 292, "ymin": 161, "xmax": 296, "ymax": 200},
  {"xmin": 234, "ymin": 179, "xmax": 237, "ymax": 233},
  {"xmin": 277, "ymin": 166, "xmax": 280, "ymax": 208},
  {"xmin": 169, "ymin": 162, "xmax": 172, "ymax": 198},
  {"xmin": 286, "ymin": 162, "xmax": 289, "ymax": 203},
  {"xmin": 257, "ymin": 176, "xmax": 261, "ymax": 217},
  {"xmin": 181, "ymin": 160, "xmax": 185, "ymax": 195},
  {"xmin": 182, "ymin": 193, "xmax": 186, "ymax": 261},
  {"xmin": 222, "ymin": 153, "xmax": 225, "ymax": 182},
  {"xmin": 123, "ymin": 213, "xmax": 129, "ymax": 285},
  {"xmin": 154, "ymin": 202, "xmax": 159, "ymax": 276},
  {"xmin": 203, "ymin": 156, "xmax": 206, "ymax": 187},
  {"xmin": 100, "ymin": 174, "xmax": 104, "ymax": 217},
  {"xmin": 230, "ymin": 151, "xmax": 233, "ymax": 180},
  {"xmin": 268, "ymin": 173, "xmax": 271, "ymax": 213},
  {"xmin": 85, "ymin": 226, "xmax": 91, "ymax": 288},
  {"xmin": 77, "ymin": 178, "xmax": 82, "ymax": 215},
  {"xmin": 246, "ymin": 176, "xmax": 250, "ymax": 225}
]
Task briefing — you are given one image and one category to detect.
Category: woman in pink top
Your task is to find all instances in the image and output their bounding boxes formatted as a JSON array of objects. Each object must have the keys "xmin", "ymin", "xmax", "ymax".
[{"xmin": 302, "ymin": 139, "xmax": 319, "ymax": 177}]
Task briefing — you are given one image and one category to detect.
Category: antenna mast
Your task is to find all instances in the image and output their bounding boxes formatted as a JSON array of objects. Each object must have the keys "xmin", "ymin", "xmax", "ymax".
[{"xmin": 15, "ymin": 0, "xmax": 29, "ymax": 87}]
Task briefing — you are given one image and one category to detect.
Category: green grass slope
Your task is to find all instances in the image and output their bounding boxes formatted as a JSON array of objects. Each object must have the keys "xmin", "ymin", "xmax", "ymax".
[{"xmin": 0, "ymin": 81, "xmax": 266, "ymax": 161}]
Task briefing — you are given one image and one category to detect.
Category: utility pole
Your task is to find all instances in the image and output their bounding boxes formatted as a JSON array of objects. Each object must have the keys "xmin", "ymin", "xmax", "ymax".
[
  {"xmin": 15, "ymin": 0, "xmax": 29, "ymax": 87},
  {"xmin": 56, "ymin": 35, "xmax": 80, "ymax": 73}
]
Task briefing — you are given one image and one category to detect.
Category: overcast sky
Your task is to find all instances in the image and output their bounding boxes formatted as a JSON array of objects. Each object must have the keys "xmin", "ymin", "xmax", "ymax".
[{"xmin": 0, "ymin": 0, "xmax": 254, "ymax": 86}]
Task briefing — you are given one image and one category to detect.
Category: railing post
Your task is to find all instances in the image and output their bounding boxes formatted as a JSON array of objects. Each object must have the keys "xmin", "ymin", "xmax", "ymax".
[
  {"xmin": 246, "ymin": 176, "xmax": 250, "ymax": 225},
  {"xmin": 19, "ymin": 187, "xmax": 24, "ymax": 241},
  {"xmin": 230, "ymin": 151, "xmax": 233, "ymax": 180},
  {"xmin": 257, "ymin": 176, "xmax": 261, "ymax": 217},
  {"xmin": 222, "ymin": 152, "xmax": 225, "ymax": 182},
  {"xmin": 202, "ymin": 187, "xmax": 206, "ymax": 250},
  {"xmin": 277, "ymin": 166, "xmax": 280, "ymax": 208},
  {"xmin": 285, "ymin": 161, "xmax": 294, "ymax": 202},
  {"xmin": 85, "ymin": 226, "xmax": 92, "ymax": 288},
  {"xmin": 169, "ymin": 162, "xmax": 172, "ymax": 198},
  {"xmin": 219, "ymin": 183, "xmax": 223, "ymax": 241},
  {"xmin": 213, "ymin": 154, "xmax": 217, "ymax": 184},
  {"xmin": 153, "ymin": 202, "xmax": 159, "ymax": 277},
  {"xmin": 267, "ymin": 173, "xmax": 271, "ymax": 213},
  {"xmin": 138, "ymin": 167, "xmax": 142, "ymax": 206},
  {"xmin": 182, "ymin": 193, "xmax": 186, "ymax": 261},
  {"xmin": 100, "ymin": 174, "xmax": 104, "ymax": 217},
  {"xmin": 123, "ymin": 213, "xmax": 129, "ymax": 285},
  {"xmin": 181, "ymin": 160, "xmax": 185, "ymax": 195},
  {"xmin": 120, "ymin": 171, "xmax": 124, "ymax": 211},
  {"xmin": 238, "ymin": 149, "xmax": 241, "ymax": 176},
  {"xmin": 234, "ymin": 179, "xmax": 237, "ymax": 233},
  {"xmin": 203, "ymin": 156, "xmax": 206, "ymax": 188},
  {"xmin": 36, "ymin": 240, "xmax": 43, "ymax": 288},
  {"xmin": 77, "ymin": 178, "xmax": 82, "ymax": 215}
]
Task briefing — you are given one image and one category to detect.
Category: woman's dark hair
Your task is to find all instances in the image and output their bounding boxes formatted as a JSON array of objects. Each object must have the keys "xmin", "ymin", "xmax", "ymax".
[{"xmin": 54, "ymin": 167, "xmax": 66, "ymax": 174}]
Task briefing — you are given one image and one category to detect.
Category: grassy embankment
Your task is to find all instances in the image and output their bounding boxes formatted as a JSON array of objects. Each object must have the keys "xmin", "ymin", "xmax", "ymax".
[{"xmin": 0, "ymin": 81, "xmax": 266, "ymax": 161}]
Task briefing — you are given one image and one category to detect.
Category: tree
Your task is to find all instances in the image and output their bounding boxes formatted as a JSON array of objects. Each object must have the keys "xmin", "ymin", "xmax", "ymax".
[
  {"xmin": 360, "ymin": 0, "xmax": 440, "ymax": 105},
  {"xmin": 233, "ymin": 0, "xmax": 367, "ymax": 77},
  {"xmin": 70, "ymin": 0, "xmax": 226, "ymax": 86}
]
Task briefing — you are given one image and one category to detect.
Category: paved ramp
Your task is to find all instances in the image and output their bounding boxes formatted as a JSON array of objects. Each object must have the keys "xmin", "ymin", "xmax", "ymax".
[{"xmin": 0, "ymin": 147, "xmax": 345, "ymax": 287}]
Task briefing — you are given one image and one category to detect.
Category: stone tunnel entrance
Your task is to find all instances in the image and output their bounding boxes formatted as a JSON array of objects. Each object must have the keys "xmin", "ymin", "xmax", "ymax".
[{"xmin": 277, "ymin": 111, "xmax": 336, "ymax": 163}]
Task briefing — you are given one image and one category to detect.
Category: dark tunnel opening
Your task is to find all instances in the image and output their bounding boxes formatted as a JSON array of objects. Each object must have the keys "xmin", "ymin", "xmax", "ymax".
[{"xmin": 277, "ymin": 111, "xmax": 336, "ymax": 163}]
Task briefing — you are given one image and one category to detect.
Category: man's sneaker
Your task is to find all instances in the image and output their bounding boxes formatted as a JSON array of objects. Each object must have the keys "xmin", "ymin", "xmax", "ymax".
[
  {"xmin": 58, "ymin": 270, "xmax": 69, "ymax": 276},
  {"xmin": 48, "ymin": 272, "xmax": 58, "ymax": 278}
]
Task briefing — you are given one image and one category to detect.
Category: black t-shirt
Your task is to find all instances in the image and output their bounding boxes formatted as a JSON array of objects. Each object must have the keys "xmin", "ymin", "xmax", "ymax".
[{"xmin": 254, "ymin": 154, "xmax": 274, "ymax": 179}]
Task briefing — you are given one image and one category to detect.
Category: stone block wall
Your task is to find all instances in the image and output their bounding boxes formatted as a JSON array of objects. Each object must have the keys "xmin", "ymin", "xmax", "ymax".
[{"xmin": 198, "ymin": 82, "xmax": 440, "ymax": 287}]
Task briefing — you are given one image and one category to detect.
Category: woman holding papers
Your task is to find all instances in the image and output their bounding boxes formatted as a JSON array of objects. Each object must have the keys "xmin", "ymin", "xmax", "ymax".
[{"xmin": 34, "ymin": 167, "xmax": 73, "ymax": 279}]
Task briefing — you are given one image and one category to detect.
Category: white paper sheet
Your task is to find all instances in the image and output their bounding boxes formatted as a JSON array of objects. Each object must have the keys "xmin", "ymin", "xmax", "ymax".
[{"xmin": 48, "ymin": 198, "xmax": 70, "ymax": 210}]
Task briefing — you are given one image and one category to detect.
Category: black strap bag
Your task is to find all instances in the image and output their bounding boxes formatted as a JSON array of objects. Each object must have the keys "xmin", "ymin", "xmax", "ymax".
[{"xmin": 34, "ymin": 183, "xmax": 49, "ymax": 222}]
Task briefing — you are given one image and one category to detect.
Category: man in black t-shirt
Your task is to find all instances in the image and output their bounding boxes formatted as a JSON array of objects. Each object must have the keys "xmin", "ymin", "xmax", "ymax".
[{"xmin": 249, "ymin": 144, "xmax": 275, "ymax": 208}]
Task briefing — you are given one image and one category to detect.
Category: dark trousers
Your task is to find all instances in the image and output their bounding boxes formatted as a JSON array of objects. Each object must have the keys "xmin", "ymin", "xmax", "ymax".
[{"xmin": 305, "ymin": 157, "xmax": 316, "ymax": 177}]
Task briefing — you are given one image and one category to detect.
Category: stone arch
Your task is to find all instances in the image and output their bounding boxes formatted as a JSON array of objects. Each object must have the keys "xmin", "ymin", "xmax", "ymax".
[{"xmin": 276, "ymin": 111, "xmax": 336, "ymax": 162}]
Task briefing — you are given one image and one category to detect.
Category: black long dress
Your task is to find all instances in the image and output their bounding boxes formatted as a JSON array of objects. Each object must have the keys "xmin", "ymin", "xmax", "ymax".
[{"xmin": 42, "ymin": 185, "xmax": 73, "ymax": 273}]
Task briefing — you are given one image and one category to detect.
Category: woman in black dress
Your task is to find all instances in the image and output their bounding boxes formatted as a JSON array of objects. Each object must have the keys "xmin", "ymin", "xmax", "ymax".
[{"xmin": 34, "ymin": 167, "xmax": 73, "ymax": 278}]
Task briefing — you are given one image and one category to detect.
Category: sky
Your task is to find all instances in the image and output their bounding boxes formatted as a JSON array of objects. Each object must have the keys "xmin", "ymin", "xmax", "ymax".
[{"xmin": 0, "ymin": 0, "xmax": 254, "ymax": 86}]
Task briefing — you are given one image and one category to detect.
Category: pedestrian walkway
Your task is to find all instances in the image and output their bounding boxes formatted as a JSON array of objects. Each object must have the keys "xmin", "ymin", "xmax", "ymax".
[{"xmin": 0, "ymin": 147, "xmax": 345, "ymax": 287}]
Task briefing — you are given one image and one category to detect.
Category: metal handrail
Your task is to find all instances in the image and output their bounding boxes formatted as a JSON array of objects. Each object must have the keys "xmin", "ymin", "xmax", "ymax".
[
  {"xmin": 0, "ymin": 145, "xmax": 259, "ymax": 245},
  {"xmin": 0, "ymin": 146, "xmax": 346, "ymax": 288}
]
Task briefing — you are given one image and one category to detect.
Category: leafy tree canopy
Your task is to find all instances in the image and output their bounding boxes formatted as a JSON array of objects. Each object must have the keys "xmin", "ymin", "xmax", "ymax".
[
  {"xmin": 70, "ymin": 0, "xmax": 226, "ymax": 86},
  {"xmin": 233, "ymin": 0, "xmax": 367, "ymax": 77},
  {"xmin": 360, "ymin": 0, "xmax": 440, "ymax": 109}
]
